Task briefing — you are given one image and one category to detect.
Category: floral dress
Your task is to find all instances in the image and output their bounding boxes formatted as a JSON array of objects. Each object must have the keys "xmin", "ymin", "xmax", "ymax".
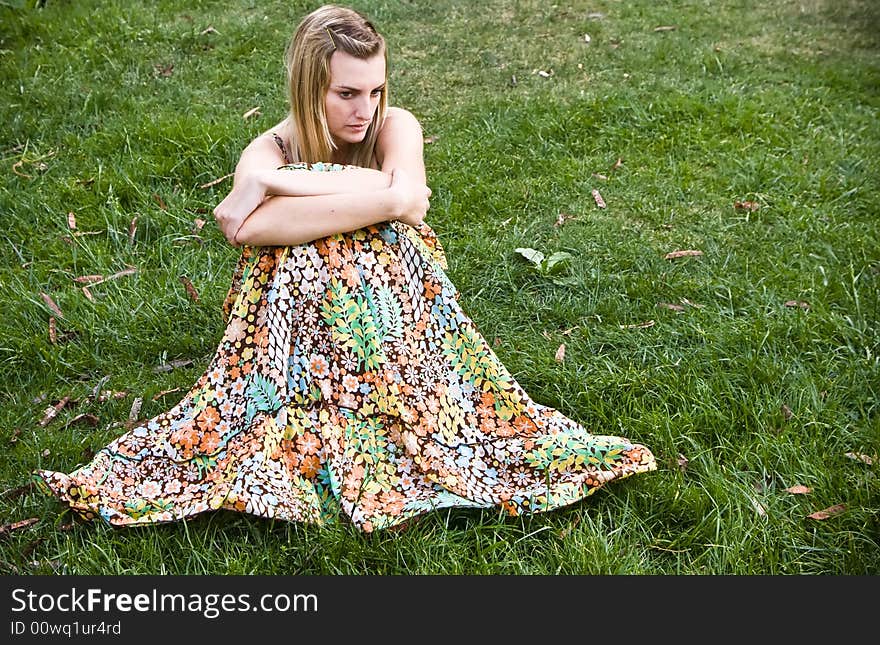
[{"xmin": 34, "ymin": 141, "xmax": 656, "ymax": 533}]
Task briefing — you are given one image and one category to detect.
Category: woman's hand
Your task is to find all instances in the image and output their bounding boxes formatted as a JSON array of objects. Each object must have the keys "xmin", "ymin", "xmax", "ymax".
[
  {"xmin": 388, "ymin": 168, "xmax": 432, "ymax": 228},
  {"xmin": 212, "ymin": 173, "xmax": 268, "ymax": 245}
]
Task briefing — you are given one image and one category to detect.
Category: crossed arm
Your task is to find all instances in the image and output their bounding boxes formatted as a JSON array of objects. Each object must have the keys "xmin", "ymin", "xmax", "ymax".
[{"xmin": 212, "ymin": 107, "xmax": 431, "ymax": 247}]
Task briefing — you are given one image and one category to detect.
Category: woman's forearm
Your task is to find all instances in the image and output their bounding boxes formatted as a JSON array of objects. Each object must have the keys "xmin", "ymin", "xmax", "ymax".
[
  {"xmin": 259, "ymin": 166, "xmax": 392, "ymax": 197},
  {"xmin": 234, "ymin": 188, "xmax": 402, "ymax": 247}
]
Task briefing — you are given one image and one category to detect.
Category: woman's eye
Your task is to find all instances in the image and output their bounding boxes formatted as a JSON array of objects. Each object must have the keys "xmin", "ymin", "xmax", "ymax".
[{"xmin": 340, "ymin": 92, "xmax": 352, "ymax": 99}]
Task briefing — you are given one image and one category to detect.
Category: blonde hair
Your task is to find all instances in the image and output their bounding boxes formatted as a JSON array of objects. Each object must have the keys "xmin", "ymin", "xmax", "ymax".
[{"xmin": 284, "ymin": 4, "xmax": 387, "ymax": 168}]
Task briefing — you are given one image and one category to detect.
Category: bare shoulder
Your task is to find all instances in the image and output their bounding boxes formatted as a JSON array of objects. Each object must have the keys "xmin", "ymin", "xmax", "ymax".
[
  {"xmin": 245, "ymin": 117, "xmax": 291, "ymax": 165},
  {"xmin": 234, "ymin": 119, "xmax": 289, "ymax": 176},
  {"xmin": 260, "ymin": 116, "xmax": 290, "ymax": 139},
  {"xmin": 375, "ymin": 107, "xmax": 426, "ymax": 180},
  {"xmin": 376, "ymin": 107, "xmax": 423, "ymax": 155},
  {"xmin": 381, "ymin": 106, "xmax": 422, "ymax": 131}
]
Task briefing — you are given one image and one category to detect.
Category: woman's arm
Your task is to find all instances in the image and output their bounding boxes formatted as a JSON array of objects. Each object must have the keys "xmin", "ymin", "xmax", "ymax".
[
  {"xmin": 260, "ymin": 166, "xmax": 392, "ymax": 196},
  {"xmin": 234, "ymin": 169, "xmax": 421, "ymax": 247},
  {"xmin": 213, "ymin": 130, "xmax": 392, "ymax": 242},
  {"xmin": 214, "ymin": 107, "xmax": 430, "ymax": 246},
  {"xmin": 375, "ymin": 107, "xmax": 427, "ymax": 186}
]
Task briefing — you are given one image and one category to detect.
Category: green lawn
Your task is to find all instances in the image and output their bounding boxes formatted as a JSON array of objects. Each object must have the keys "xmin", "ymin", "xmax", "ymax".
[{"xmin": 0, "ymin": 0, "xmax": 877, "ymax": 574}]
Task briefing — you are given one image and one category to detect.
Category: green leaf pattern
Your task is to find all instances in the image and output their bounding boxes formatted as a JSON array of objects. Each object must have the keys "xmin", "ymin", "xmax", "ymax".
[{"xmin": 320, "ymin": 277, "xmax": 384, "ymax": 371}]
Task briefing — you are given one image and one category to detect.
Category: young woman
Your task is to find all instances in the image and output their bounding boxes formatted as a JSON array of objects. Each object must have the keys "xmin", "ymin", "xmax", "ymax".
[{"xmin": 35, "ymin": 4, "xmax": 656, "ymax": 533}]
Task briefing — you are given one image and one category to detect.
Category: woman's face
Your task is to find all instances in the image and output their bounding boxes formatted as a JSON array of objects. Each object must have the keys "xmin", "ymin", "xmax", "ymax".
[{"xmin": 325, "ymin": 50, "xmax": 386, "ymax": 148}]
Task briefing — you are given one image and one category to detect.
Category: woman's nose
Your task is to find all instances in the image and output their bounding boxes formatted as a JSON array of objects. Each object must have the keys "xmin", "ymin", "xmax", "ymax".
[{"xmin": 354, "ymin": 97, "xmax": 373, "ymax": 119}]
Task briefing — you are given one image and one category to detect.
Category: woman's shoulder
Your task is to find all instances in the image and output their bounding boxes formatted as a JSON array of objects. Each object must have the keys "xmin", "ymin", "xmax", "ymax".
[
  {"xmin": 374, "ymin": 107, "xmax": 426, "ymax": 175},
  {"xmin": 256, "ymin": 117, "xmax": 292, "ymax": 163},
  {"xmin": 377, "ymin": 107, "xmax": 423, "ymax": 145},
  {"xmin": 382, "ymin": 106, "xmax": 421, "ymax": 128},
  {"xmin": 260, "ymin": 116, "xmax": 291, "ymax": 142}
]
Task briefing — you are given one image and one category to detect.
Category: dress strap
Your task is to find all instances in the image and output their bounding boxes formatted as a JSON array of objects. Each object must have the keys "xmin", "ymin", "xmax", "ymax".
[{"xmin": 271, "ymin": 132, "xmax": 291, "ymax": 164}]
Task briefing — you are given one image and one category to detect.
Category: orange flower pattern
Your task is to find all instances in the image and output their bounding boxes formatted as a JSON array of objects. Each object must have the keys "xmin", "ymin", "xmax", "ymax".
[{"xmin": 34, "ymin": 161, "xmax": 656, "ymax": 532}]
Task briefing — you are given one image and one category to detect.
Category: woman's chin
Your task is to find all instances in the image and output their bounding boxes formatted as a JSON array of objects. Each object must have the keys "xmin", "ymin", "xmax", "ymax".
[{"xmin": 339, "ymin": 127, "xmax": 369, "ymax": 143}]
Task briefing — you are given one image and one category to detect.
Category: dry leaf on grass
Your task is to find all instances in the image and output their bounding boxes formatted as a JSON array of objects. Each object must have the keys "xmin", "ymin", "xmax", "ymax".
[
  {"xmin": 242, "ymin": 106, "xmax": 261, "ymax": 119},
  {"xmin": 96, "ymin": 390, "xmax": 127, "ymax": 402},
  {"xmin": 12, "ymin": 151, "xmax": 55, "ymax": 178},
  {"xmin": 153, "ymin": 194, "xmax": 168, "ymax": 210},
  {"xmin": 591, "ymin": 189, "xmax": 606, "ymax": 208},
  {"xmin": 807, "ymin": 504, "xmax": 846, "ymax": 520},
  {"xmin": 81, "ymin": 286, "xmax": 93, "ymax": 302},
  {"xmin": 845, "ymin": 452, "xmax": 875, "ymax": 465},
  {"xmin": 0, "ymin": 518, "xmax": 39, "ymax": 536},
  {"xmin": 152, "ymin": 387, "xmax": 182, "ymax": 401},
  {"xmin": 48, "ymin": 319, "xmax": 71, "ymax": 345},
  {"xmin": 676, "ymin": 453, "xmax": 689, "ymax": 472},
  {"xmin": 38, "ymin": 397, "xmax": 70, "ymax": 426},
  {"xmin": 67, "ymin": 211, "xmax": 76, "ymax": 230},
  {"xmin": 654, "ymin": 25, "xmax": 677, "ymax": 32},
  {"xmin": 12, "ymin": 160, "xmax": 32, "ymax": 178},
  {"xmin": 781, "ymin": 404, "xmax": 792, "ymax": 421},
  {"xmin": 785, "ymin": 485, "xmax": 812, "ymax": 495},
  {"xmin": 91, "ymin": 267, "xmax": 137, "ymax": 286},
  {"xmin": 192, "ymin": 218, "xmax": 206, "ymax": 233},
  {"xmin": 61, "ymin": 413, "xmax": 99, "ymax": 431},
  {"xmin": 748, "ymin": 495, "xmax": 767, "ymax": 517},
  {"xmin": 554, "ymin": 343, "xmax": 565, "ymax": 363},
  {"xmin": 153, "ymin": 358, "xmax": 194, "ymax": 373},
  {"xmin": 784, "ymin": 300, "xmax": 810, "ymax": 310},
  {"xmin": 179, "ymin": 275, "xmax": 200, "ymax": 302},
  {"xmin": 423, "ymin": 135, "xmax": 439, "ymax": 144},
  {"xmin": 128, "ymin": 397, "xmax": 143, "ymax": 423},
  {"xmin": 74, "ymin": 274, "xmax": 103, "ymax": 284},
  {"xmin": 734, "ymin": 200, "xmax": 760, "ymax": 211},
  {"xmin": 657, "ymin": 302, "xmax": 685, "ymax": 312},
  {"xmin": 40, "ymin": 292, "xmax": 64, "ymax": 318},
  {"xmin": 555, "ymin": 212, "xmax": 578, "ymax": 227},
  {"xmin": 199, "ymin": 173, "xmax": 233, "ymax": 189},
  {"xmin": 128, "ymin": 216, "xmax": 138, "ymax": 244},
  {"xmin": 620, "ymin": 320, "xmax": 655, "ymax": 329},
  {"xmin": 664, "ymin": 249, "xmax": 703, "ymax": 260}
]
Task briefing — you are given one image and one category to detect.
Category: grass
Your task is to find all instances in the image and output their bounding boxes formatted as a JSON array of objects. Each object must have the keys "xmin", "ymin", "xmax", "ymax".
[{"xmin": 0, "ymin": 0, "xmax": 878, "ymax": 575}]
